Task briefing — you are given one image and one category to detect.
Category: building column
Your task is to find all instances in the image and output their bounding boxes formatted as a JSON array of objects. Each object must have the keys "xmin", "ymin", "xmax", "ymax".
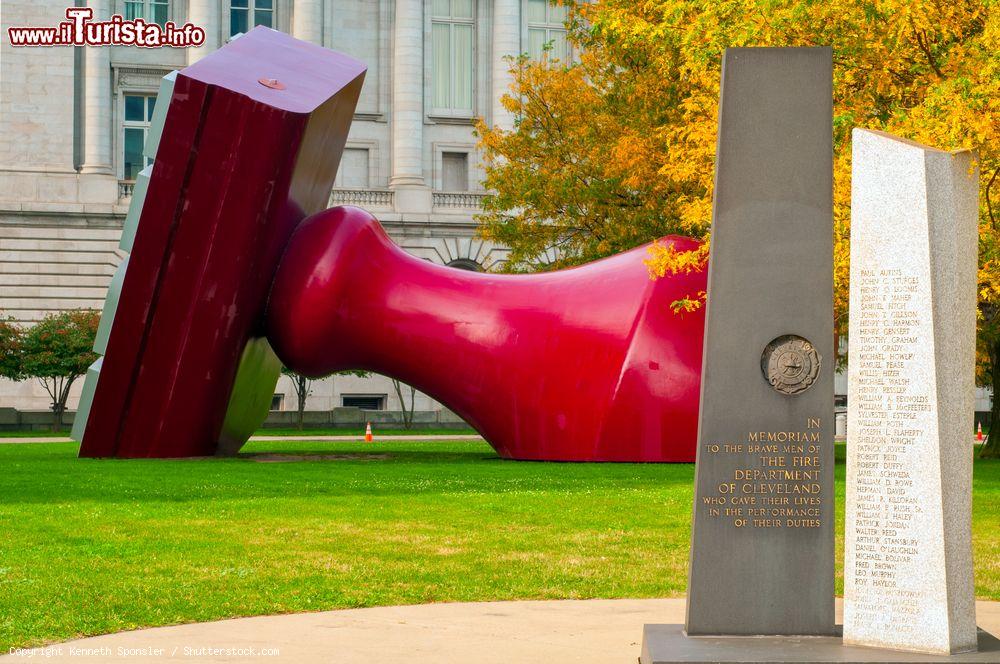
[
  {"xmin": 187, "ymin": 0, "xmax": 221, "ymax": 64},
  {"xmin": 390, "ymin": 0, "xmax": 430, "ymax": 213},
  {"xmin": 491, "ymin": 0, "xmax": 520, "ymax": 130},
  {"xmin": 81, "ymin": 0, "xmax": 112, "ymax": 174},
  {"xmin": 292, "ymin": 0, "xmax": 324, "ymax": 45}
]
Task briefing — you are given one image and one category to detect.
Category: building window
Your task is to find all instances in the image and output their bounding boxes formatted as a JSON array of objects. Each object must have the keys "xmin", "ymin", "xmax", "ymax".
[
  {"xmin": 342, "ymin": 395, "xmax": 386, "ymax": 410},
  {"xmin": 441, "ymin": 152, "xmax": 469, "ymax": 191},
  {"xmin": 335, "ymin": 148, "xmax": 370, "ymax": 189},
  {"xmin": 431, "ymin": 0, "xmax": 474, "ymax": 115},
  {"xmin": 230, "ymin": 0, "xmax": 273, "ymax": 36},
  {"xmin": 270, "ymin": 393, "xmax": 285, "ymax": 411},
  {"xmin": 122, "ymin": 94, "xmax": 156, "ymax": 181},
  {"xmin": 124, "ymin": 0, "xmax": 169, "ymax": 26},
  {"xmin": 527, "ymin": 0, "xmax": 569, "ymax": 61}
]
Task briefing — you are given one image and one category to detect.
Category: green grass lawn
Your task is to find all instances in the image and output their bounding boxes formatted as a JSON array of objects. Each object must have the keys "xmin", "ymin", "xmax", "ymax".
[{"xmin": 0, "ymin": 440, "xmax": 997, "ymax": 650}]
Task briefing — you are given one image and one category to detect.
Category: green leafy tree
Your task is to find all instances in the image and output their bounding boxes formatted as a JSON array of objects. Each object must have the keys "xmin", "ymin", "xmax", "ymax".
[
  {"xmin": 281, "ymin": 367, "xmax": 312, "ymax": 430},
  {"xmin": 391, "ymin": 378, "xmax": 417, "ymax": 430},
  {"xmin": 20, "ymin": 310, "xmax": 100, "ymax": 430},
  {"xmin": 0, "ymin": 317, "xmax": 23, "ymax": 380}
]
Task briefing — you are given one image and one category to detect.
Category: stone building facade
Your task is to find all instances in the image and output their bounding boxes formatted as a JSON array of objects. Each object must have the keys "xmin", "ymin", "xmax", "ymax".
[{"xmin": 0, "ymin": 0, "xmax": 569, "ymax": 413}]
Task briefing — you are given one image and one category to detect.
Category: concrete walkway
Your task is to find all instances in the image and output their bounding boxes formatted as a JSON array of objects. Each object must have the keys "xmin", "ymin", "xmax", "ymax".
[
  {"xmin": 0, "ymin": 434, "xmax": 484, "ymax": 444},
  {"xmin": 5, "ymin": 599, "xmax": 999, "ymax": 663}
]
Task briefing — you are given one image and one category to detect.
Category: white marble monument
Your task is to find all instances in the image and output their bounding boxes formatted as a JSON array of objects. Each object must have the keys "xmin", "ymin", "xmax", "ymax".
[{"xmin": 846, "ymin": 129, "xmax": 979, "ymax": 655}]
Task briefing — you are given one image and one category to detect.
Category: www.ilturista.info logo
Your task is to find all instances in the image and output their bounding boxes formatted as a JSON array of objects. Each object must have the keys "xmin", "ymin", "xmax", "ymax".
[{"xmin": 7, "ymin": 8, "xmax": 206, "ymax": 48}]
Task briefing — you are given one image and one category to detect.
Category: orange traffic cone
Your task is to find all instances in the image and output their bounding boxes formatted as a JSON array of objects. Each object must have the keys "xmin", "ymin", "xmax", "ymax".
[
  {"xmin": 977, "ymin": 422, "xmax": 984, "ymax": 442},
  {"xmin": 365, "ymin": 422, "xmax": 373, "ymax": 443}
]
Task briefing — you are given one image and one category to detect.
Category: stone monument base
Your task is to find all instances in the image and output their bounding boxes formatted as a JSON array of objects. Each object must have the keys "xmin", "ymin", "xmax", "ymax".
[{"xmin": 640, "ymin": 625, "xmax": 1000, "ymax": 663}]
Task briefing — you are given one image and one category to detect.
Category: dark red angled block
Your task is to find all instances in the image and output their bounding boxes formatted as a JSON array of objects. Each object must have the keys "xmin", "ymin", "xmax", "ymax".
[{"xmin": 79, "ymin": 28, "xmax": 366, "ymax": 458}]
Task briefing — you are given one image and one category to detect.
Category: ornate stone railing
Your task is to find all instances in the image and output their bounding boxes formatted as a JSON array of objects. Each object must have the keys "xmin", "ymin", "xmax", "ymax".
[
  {"xmin": 118, "ymin": 181, "xmax": 135, "ymax": 201},
  {"xmin": 329, "ymin": 188, "xmax": 394, "ymax": 207},
  {"xmin": 432, "ymin": 191, "xmax": 487, "ymax": 209}
]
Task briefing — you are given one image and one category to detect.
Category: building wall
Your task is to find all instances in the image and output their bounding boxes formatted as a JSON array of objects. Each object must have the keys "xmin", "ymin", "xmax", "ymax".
[
  {"xmin": 2, "ymin": 2, "xmax": 990, "ymax": 417},
  {"xmin": 0, "ymin": 0, "xmax": 570, "ymax": 413}
]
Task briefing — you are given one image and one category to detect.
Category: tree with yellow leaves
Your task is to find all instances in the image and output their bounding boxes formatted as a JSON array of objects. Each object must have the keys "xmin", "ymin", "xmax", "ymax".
[{"xmin": 476, "ymin": 0, "xmax": 1000, "ymax": 456}]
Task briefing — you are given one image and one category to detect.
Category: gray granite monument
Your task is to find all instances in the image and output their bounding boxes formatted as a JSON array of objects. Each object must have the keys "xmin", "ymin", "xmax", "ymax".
[
  {"xmin": 845, "ymin": 129, "xmax": 979, "ymax": 655},
  {"xmin": 685, "ymin": 46, "xmax": 836, "ymax": 637}
]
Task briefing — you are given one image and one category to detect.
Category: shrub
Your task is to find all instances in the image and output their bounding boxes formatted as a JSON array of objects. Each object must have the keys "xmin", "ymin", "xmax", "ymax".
[{"xmin": 20, "ymin": 310, "xmax": 100, "ymax": 429}]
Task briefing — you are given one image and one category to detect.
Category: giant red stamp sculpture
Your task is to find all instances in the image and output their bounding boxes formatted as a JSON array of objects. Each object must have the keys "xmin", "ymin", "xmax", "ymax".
[
  {"xmin": 74, "ymin": 27, "xmax": 706, "ymax": 462},
  {"xmin": 267, "ymin": 206, "xmax": 705, "ymax": 461}
]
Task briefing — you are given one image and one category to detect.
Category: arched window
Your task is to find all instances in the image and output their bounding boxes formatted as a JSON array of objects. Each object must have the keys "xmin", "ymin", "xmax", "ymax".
[{"xmin": 447, "ymin": 258, "xmax": 482, "ymax": 272}]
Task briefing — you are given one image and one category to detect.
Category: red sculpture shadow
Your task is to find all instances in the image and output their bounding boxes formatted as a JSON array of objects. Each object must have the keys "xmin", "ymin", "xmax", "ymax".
[{"xmin": 267, "ymin": 206, "xmax": 707, "ymax": 462}]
